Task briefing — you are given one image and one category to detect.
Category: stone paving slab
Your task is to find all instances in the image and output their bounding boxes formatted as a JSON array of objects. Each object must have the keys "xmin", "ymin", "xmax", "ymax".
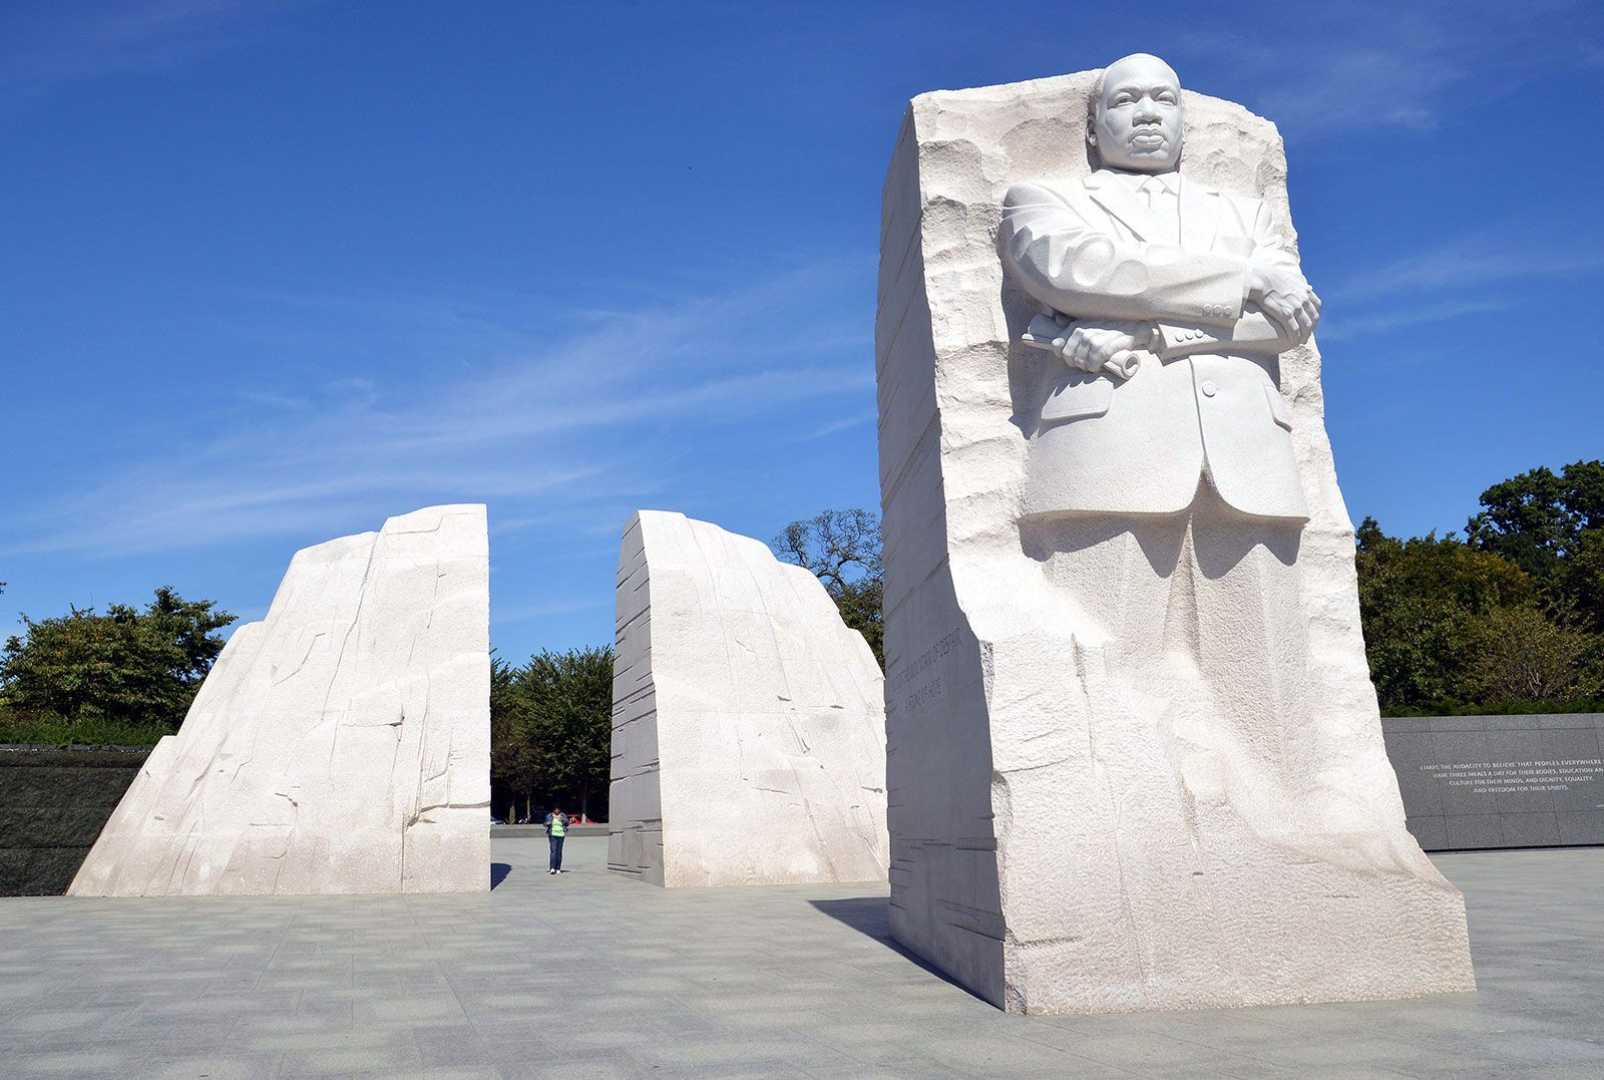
[{"xmin": 0, "ymin": 837, "xmax": 1600, "ymax": 1078}]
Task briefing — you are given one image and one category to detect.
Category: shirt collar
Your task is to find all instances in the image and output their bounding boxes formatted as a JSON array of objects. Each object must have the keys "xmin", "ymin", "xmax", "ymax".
[{"xmin": 1115, "ymin": 169, "xmax": 1180, "ymax": 196}]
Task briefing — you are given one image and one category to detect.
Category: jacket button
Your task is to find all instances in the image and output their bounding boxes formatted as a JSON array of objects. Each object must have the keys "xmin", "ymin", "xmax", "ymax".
[{"xmin": 1200, "ymin": 379, "xmax": 1218, "ymax": 397}]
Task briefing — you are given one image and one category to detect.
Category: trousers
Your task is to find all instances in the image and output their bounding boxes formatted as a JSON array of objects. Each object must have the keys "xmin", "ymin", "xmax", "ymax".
[
  {"xmin": 1019, "ymin": 474, "xmax": 1309, "ymax": 779},
  {"xmin": 548, "ymin": 835, "xmax": 565, "ymax": 872}
]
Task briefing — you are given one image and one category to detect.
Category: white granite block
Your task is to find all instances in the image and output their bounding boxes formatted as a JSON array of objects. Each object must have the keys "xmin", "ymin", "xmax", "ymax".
[
  {"xmin": 607, "ymin": 510, "xmax": 889, "ymax": 887},
  {"xmin": 70, "ymin": 505, "xmax": 490, "ymax": 896}
]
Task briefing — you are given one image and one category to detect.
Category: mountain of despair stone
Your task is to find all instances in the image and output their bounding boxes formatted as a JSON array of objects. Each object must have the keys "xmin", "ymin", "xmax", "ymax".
[{"xmin": 71, "ymin": 505, "xmax": 490, "ymax": 896}]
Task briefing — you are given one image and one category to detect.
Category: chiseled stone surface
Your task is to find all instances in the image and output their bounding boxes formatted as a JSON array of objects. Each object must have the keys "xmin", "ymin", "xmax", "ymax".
[
  {"xmin": 608, "ymin": 510, "xmax": 889, "ymax": 887},
  {"xmin": 70, "ymin": 505, "xmax": 490, "ymax": 896},
  {"xmin": 876, "ymin": 68, "xmax": 1474, "ymax": 1012}
]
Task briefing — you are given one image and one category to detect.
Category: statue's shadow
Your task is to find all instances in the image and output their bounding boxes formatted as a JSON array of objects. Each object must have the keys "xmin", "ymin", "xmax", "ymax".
[{"xmin": 808, "ymin": 897, "xmax": 977, "ymax": 997}]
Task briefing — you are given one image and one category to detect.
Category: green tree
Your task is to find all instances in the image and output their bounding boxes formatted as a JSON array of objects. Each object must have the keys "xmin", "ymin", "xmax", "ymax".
[
  {"xmin": 1465, "ymin": 606, "xmax": 1602, "ymax": 707},
  {"xmin": 773, "ymin": 508, "xmax": 885, "ymax": 667},
  {"xmin": 489, "ymin": 646, "xmax": 614, "ymax": 822},
  {"xmin": 1355, "ymin": 518, "xmax": 1534, "ymax": 712},
  {"xmin": 489, "ymin": 653, "xmax": 537, "ymax": 820},
  {"xmin": 0, "ymin": 587, "xmax": 235, "ymax": 731},
  {"xmin": 1466, "ymin": 459, "xmax": 1604, "ymax": 629},
  {"xmin": 520, "ymin": 647, "xmax": 614, "ymax": 821},
  {"xmin": 1569, "ymin": 528, "xmax": 1604, "ymax": 634}
]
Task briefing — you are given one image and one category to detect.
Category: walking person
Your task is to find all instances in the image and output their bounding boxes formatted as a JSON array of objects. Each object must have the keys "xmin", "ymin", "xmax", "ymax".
[{"xmin": 545, "ymin": 805, "xmax": 569, "ymax": 875}]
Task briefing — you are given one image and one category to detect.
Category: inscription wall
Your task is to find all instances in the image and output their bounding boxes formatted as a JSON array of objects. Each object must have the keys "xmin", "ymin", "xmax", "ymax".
[
  {"xmin": 0, "ymin": 745, "xmax": 151, "ymax": 896},
  {"xmin": 1382, "ymin": 714, "xmax": 1604, "ymax": 850}
]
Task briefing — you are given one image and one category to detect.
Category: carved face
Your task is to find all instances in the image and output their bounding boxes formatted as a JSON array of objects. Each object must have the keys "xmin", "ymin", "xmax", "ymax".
[{"xmin": 1089, "ymin": 54, "xmax": 1184, "ymax": 173}]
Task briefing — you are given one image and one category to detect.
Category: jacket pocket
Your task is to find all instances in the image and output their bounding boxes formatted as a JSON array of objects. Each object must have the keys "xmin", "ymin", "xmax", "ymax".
[
  {"xmin": 1265, "ymin": 385, "xmax": 1293, "ymax": 431},
  {"xmin": 1041, "ymin": 374, "xmax": 1114, "ymax": 423}
]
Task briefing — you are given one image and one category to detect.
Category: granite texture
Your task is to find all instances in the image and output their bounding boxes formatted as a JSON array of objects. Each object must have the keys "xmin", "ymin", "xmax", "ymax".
[
  {"xmin": 69, "ymin": 505, "xmax": 491, "ymax": 896},
  {"xmin": 875, "ymin": 69, "xmax": 1474, "ymax": 1012},
  {"xmin": 608, "ymin": 510, "xmax": 889, "ymax": 887},
  {"xmin": 0, "ymin": 746, "xmax": 151, "ymax": 896},
  {"xmin": 1383, "ymin": 714, "xmax": 1604, "ymax": 851}
]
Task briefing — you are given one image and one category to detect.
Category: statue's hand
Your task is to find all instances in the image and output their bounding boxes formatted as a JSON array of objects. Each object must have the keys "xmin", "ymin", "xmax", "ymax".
[
  {"xmin": 1054, "ymin": 322, "xmax": 1150, "ymax": 375},
  {"xmin": 1247, "ymin": 251, "xmax": 1321, "ymax": 342}
]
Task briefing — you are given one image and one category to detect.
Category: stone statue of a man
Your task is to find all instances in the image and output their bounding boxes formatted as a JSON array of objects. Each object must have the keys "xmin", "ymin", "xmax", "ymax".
[
  {"xmin": 1000, "ymin": 50, "xmax": 1404, "ymax": 947},
  {"xmin": 876, "ymin": 51, "xmax": 1474, "ymax": 1013},
  {"xmin": 1002, "ymin": 52, "xmax": 1323, "ymax": 520}
]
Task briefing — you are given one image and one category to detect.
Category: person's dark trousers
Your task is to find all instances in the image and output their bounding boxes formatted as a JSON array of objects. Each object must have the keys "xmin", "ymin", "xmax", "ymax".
[{"xmin": 549, "ymin": 835, "xmax": 565, "ymax": 872}]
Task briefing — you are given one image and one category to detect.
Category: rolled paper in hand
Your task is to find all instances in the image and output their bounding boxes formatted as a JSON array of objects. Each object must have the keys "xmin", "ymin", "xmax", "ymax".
[
  {"xmin": 1102, "ymin": 350, "xmax": 1140, "ymax": 380},
  {"xmin": 1020, "ymin": 312, "xmax": 1140, "ymax": 382}
]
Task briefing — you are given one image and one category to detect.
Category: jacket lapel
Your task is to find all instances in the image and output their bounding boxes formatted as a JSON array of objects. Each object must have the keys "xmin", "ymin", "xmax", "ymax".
[{"xmin": 1083, "ymin": 170, "xmax": 1162, "ymax": 242}]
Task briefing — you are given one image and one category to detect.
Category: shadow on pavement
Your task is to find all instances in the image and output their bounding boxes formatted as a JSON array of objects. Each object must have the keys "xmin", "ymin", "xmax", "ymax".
[
  {"xmin": 490, "ymin": 862, "xmax": 512, "ymax": 889},
  {"xmin": 809, "ymin": 897, "xmax": 975, "ymax": 996}
]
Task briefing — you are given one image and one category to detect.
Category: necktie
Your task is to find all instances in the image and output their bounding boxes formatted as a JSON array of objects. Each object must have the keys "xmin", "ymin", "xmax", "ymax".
[
  {"xmin": 1140, "ymin": 176, "xmax": 1164, "ymax": 210},
  {"xmin": 1140, "ymin": 177, "xmax": 1179, "ymax": 244}
]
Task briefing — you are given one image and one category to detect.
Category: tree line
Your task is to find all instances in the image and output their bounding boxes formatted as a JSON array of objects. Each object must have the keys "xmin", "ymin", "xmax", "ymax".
[
  {"xmin": 775, "ymin": 466, "xmax": 1604, "ymax": 716},
  {"xmin": 0, "ymin": 587, "xmax": 234, "ymax": 746},
  {"xmin": 3, "ymin": 459, "xmax": 1598, "ymax": 793},
  {"xmin": 1358, "ymin": 460, "xmax": 1603, "ymax": 714},
  {"xmin": 489, "ymin": 647, "xmax": 612, "ymax": 824}
]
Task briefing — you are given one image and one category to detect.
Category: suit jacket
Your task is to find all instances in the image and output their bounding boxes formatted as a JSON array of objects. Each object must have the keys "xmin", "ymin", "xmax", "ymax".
[{"xmin": 1000, "ymin": 170, "xmax": 1308, "ymax": 522}]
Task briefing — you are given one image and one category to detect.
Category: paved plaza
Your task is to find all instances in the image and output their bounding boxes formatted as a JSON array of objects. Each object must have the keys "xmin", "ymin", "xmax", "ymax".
[{"xmin": 0, "ymin": 837, "xmax": 1600, "ymax": 1079}]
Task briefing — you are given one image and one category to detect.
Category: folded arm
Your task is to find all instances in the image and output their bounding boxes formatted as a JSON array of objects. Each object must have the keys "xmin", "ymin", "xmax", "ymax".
[
  {"xmin": 1241, "ymin": 199, "xmax": 1321, "ymax": 340},
  {"xmin": 1151, "ymin": 313, "xmax": 1302, "ymax": 359},
  {"xmin": 1000, "ymin": 182, "xmax": 1249, "ymax": 328}
]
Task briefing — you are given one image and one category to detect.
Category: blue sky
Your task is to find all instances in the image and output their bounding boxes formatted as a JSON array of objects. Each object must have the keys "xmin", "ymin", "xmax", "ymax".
[{"xmin": 3, "ymin": 0, "xmax": 1602, "ymax": 661}]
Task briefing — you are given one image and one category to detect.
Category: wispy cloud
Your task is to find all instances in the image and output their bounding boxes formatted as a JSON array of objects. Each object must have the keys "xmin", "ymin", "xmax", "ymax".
[
  {"xmin": 1177, "ymin": 1, "xmax": 1601, "ymax": 138},
  {"xmin": 1317, "ymin": 299, "xmax": 1511, "ymax": 344},
  {"xmin": 1255, "ymin": 50, "xmax": 1453, "ymax": 133},
  {"xmin": 1, "ymin": 1, "xmax": 286, "ymax": 99},
  {"xmin": 492, "ymin": 597, "xmax": 610, "ymax": 627},
  {"xmin": 1315, "ymin": 220, "xmax": 1604, "ymax": 358},
  {"xmin": 796, "ymin": 411, "xmax": 875, "ymax": 441},
  {"xmin": 0, "ymin": 257, "xmax": 874, "ymax": 559},
  {"xmin": 1330, "ymin": 226, "xmax": 1604, "ymax": 303}
]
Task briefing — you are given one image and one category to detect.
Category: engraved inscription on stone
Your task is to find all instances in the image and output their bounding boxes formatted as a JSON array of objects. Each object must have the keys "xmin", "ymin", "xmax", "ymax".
[
  {"xmin": 888, "ymin": 628, "xmax": 961, "ymax": 721},
  {"xmin": 1420, "ymin": 758, "xmax": 1604, "ymax": 798},
  {"xmin": 1381, "ymin": 714, "xmax": 1604, "ymax": 851}
]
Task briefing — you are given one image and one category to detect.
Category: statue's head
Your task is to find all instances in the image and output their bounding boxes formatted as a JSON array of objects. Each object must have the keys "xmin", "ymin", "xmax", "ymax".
[{"xmin": 1087, "ymin": 53, "xmax": 1183, "ymax": 173}]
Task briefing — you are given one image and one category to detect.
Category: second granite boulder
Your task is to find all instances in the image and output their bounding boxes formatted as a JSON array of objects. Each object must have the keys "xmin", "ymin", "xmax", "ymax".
[{"xmin": 608, "ymin": 510, "xmax": 889, "ymax": 887}]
